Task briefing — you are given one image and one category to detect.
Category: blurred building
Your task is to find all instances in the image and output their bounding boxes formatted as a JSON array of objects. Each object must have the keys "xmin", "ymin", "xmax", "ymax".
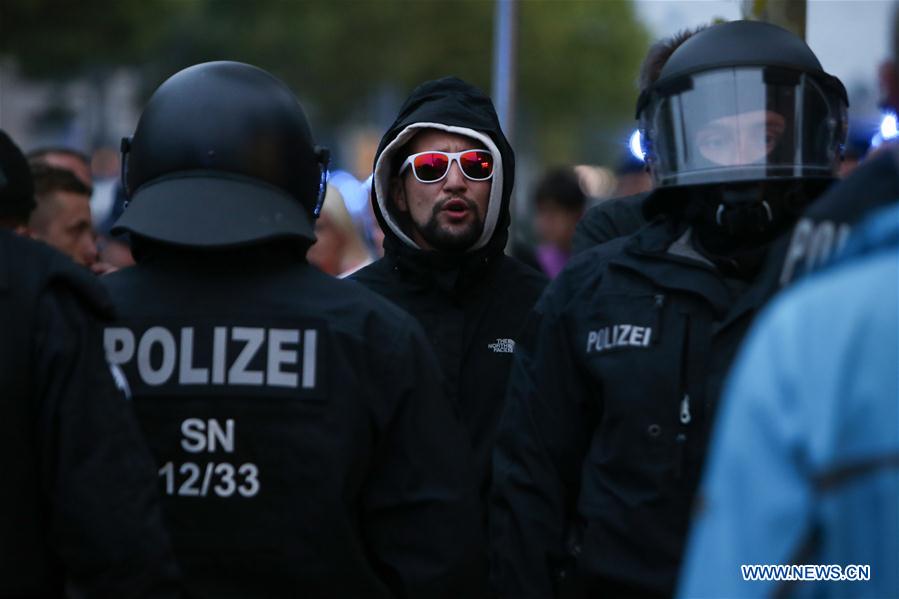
[{"xmin": 0, "ymin": 60, "xmax": 140, "ymax": 153}]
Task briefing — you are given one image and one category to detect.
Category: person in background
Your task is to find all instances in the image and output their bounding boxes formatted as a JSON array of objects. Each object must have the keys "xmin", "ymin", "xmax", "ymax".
[
  {"xmin": 27, "ymin": 146, "xmax": 93, "ymax": 190},
  {"xmin": 612, "ymin": 151, "xmax": 653, "ymax": 199},
  {"xmin": 306, "ymin": 184, "xmax": 373, "ymax": 277},
  {"xmin": 28, "ymin": 163, "xmax": 106, "ymax": 271},
  {"xmin": 532, "ymin": 167, "xmax": 586, "ymax": 278},
  {"xmin": 87, "ymin": 146, "xmax": 124, "ymax": 229},
  {"xmin": 837, "ymin": 124, "xmax": 874, "ymax": 178}
]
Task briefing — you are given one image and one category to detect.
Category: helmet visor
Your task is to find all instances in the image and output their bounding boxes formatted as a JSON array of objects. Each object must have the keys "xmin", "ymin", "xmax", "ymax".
[{"xmin": 642, "ymin": 67, "xmax": 846, "ymax": 187}]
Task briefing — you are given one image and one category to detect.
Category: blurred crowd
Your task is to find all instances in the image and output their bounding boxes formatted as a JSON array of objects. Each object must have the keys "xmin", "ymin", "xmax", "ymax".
[
  {"xmin": 6, "ymin": 122, "xmax": 884, "ymax": 287},
  {"xmin": 2, "ymin": 137, "xmax": 654, "ymax": 282}
]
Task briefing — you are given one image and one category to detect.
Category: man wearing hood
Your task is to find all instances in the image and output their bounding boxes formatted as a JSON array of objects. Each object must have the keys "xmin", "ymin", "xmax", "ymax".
[{"xmin": 352, "ymin": 77, "xmax": 547, "ymax": 514}]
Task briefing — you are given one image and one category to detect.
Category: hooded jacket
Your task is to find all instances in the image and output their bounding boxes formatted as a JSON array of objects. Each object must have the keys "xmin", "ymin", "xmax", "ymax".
[{"xmin": 352, "ymin": 77, "xmax": 547, "ymax": 509}]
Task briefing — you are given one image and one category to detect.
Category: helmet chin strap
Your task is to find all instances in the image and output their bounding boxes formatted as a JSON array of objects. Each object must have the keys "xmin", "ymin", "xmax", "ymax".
[
  {"xmin": 684, "ymin": 181, "xmax": 819, "ymax": 266},
  {"xmin": 690, "ymin": 182, "xmax": 812, "ymax": 240},
  {"xmin": 715, "ymin": 201, "xmax": 773, "ymax": 227},
  {"xmin": 713, "ymin": 195, "xmax": 776, "ymax": 237}
]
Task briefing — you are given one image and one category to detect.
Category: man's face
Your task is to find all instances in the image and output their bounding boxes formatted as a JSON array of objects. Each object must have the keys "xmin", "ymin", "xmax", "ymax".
[
  {"xmin": 31, "ymin": 191, "xmax": 97, "ymax": 266},
  {"xmin": 392, "ymin": 129, "xmax": 492, "ymax": 252},
  {"xmin": 695, "ymin": 110, "xmax": 786, "ymax": 167}
]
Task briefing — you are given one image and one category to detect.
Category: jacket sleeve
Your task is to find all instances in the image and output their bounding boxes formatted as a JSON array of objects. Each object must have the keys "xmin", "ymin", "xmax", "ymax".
[
  {"xmin": 676, "ymin": 298, "xmax": 812, "ymax": 599},
  {"xmin": 34, "ymin": 281, "xmax": 181, "ymax": 598},
  {"xmin": 362, "ymin": 318, "xmax": 488, "ymax": 599},
  {"xmin": 572, "ymin": 204, "xmax": 614, "ymax": 254},
  {"xmin": 490, "ymin": 285, "xmax": 595, "ymax": 599},
  {"xmin": 572, "ymin": 195, "xmax": 646, "ymax": 255}
]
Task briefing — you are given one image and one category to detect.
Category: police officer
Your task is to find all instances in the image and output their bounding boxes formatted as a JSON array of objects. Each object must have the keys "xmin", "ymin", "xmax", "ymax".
[
  {"xmin": 490, "ymin": 21, "xmax": 847, "ymax": 598},
  {"xmin": 0, "ymin": 131, "xmax": 179, "ymax": 597},
  {"xmin": 106, "ymin": 62, "xmax": 485, "ymax": 597}
]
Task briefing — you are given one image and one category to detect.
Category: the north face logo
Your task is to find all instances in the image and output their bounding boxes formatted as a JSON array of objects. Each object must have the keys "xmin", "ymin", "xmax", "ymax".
[{"xmin": 488, "ymin": 338, "xmax": 515, "ymax": 354}]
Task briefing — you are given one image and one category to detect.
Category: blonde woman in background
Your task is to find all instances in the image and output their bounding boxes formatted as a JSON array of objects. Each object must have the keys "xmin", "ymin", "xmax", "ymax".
[{"xmin": 307, "ymin": 184, "xmax": 374, "ymax": 277}]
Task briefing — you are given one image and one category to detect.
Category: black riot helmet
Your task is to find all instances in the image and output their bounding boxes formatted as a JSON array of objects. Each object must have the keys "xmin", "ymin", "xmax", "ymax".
[
  {"xmin": 115, "ymin": 61, "xmax": 330, "ymax": 248},
  {"xmin": 636, "ymin": 20, "xmax": 848, "ymax": 189}
]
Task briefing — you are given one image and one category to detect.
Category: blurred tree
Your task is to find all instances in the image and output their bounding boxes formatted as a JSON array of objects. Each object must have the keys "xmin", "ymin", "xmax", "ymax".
[
  {"xmin": 742, "ymin": 0, "xmax": 806, "ymax": 39},
  {"xmin": 518, "ymin": 0, "xmax": 649, "ymax": 163},
  {"xmin": 1, "ymin": 0, "xmax": 649, "ymax": 164},
  {"xmin": 0, "ymin": 0, "xmax": 166, "ymax": 76},
  {"xmin": 1, "ymin": 0, "xmax": 173, "ymax": 146}
]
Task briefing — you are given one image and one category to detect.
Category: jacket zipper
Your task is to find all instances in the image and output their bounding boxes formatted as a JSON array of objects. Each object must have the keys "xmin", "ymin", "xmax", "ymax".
[
  {"xmin": 675, "ymin": 314, "xmax": 691, "ymax": 479},
  {"xmin": 680, "ymin": 394, "xmax": 692, "ymax": 424}
]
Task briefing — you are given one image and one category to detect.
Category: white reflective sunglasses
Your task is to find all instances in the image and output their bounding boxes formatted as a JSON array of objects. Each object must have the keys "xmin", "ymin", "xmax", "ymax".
[{"xmin": 398, "ymin": 149, "xmax": 495, "ymax": 183}]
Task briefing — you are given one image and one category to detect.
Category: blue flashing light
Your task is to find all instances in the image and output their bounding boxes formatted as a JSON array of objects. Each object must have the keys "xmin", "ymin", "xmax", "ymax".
[
  {"xmin": 882, "ymin": 113, "xmax": 898, "ymax": 139},
  {"xmin": 871, "ymin": 113, "xmax": 898, "ymax": 149},
  {"xmin": 629, "ymin": 129, "xmax": 645, "ymax": 162}
]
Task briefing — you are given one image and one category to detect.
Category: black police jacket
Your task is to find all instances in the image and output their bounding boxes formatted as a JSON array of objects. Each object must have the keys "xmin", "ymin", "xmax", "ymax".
[
  {"xmin": 491, "ymin": 217, "xmax": 767, "ymax": 598},
  {"xmin": 353, "ymin": 77, "xmax": 547, "ymax": 508},
  {"xmin": 102, "ymin": 248, "xmax": 486, "ymax": 599},
  {"xmin": 0, "ymin": 231, "xmax": 178, "ymax": 598}
]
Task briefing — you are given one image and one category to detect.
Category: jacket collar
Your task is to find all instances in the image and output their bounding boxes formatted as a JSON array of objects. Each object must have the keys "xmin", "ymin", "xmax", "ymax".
[
  {"xmin": 384, "ymin": 235, "xmax": 500, "ymax": 295},
  {"xmin": 608, "ymin": 219, "xmax": 745, "ymax": 318}
]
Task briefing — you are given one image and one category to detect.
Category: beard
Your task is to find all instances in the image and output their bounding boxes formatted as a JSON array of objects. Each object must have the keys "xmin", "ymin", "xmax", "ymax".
[{"xmin": 413, "ymin": 195, "xmax": 485, "ymax": 252}]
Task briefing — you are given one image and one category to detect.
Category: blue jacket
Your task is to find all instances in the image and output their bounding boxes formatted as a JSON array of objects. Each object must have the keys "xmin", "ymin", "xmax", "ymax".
[{"xmin": 677, "ymin": 204, "xmax": 899, "ymax": 598}]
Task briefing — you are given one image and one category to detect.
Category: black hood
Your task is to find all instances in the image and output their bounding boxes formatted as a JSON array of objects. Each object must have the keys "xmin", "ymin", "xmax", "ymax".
[{"xmin": 371, "ymin": 77, "xmax": 514, "ymax": 270}]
